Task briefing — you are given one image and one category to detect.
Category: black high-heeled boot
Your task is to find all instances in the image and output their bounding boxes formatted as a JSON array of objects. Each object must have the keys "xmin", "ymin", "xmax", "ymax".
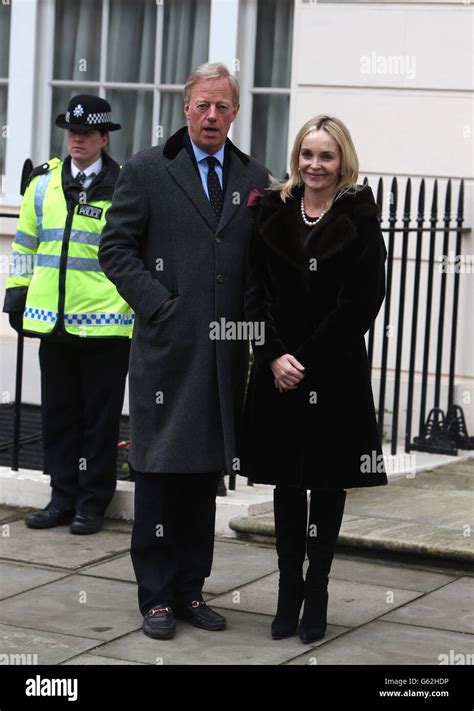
[
  {"xmin": 271, "ymin": 486, "xmax": 308, "ymax": 640},
  {"xmin": 299, "ymin": 489, "xmax": 346, "ymax": 644}
]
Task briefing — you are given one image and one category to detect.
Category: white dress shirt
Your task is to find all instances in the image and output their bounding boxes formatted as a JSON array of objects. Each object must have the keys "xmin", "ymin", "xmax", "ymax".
[
  {"xmin": 71, "ymin": 156, "xmax": 103, "ymax": 189},
  {"xmin": 189, "ymin": 139, "xmax": 224, "ymax": 199}
]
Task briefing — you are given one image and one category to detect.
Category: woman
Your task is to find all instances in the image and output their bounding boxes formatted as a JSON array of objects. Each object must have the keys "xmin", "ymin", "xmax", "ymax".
[
  {"xmin": 4, "ymin": 95, "xmax": 133, "ymax": 535},
  {"xmin": 243, "ymin": 115, "xmax": 387, "ymax": 643}
]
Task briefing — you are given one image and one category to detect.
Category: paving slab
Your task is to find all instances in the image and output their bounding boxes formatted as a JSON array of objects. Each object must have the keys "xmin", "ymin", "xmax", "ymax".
[
  {"xmin": 204, "ymin": 541, "xmax": 278, "ymax": 594},
  {"xmin": 208, "ymin": 572, "xmax": 423, "ymax": 628},
  {"xmin": 62, "ymin": 654, "xmax": 145, "ymax": 665},
  {"xmin": 286, "ymin": 620, "xmax": 474, "ymax": 665},
  {"xmin": 0, "ymin": 463, "xmax": 471, "ymax": 668},
  {"xmin": 0, "ymin": 520, "xmax": 131, "ymax": 569},
  {"xmin": 0, "ymin": 622, "xmax": 101, "ymax": 665},
  {"xmin": 381, "ymin": 577, "xmax": 474, "ymax": 634},
  {"xmin": 78, "ymin": 540, "xmax": 279, "ymax": 595},
  {"xmin": 93, "ymin": 608, "xmax": 349, "ymax": 665},
  {"xmin": 79, "ymin": 553, "xmax": 135, "ymax": 582},
  {"xmin": 330, "ymin": 556, "xmax": 456, "ymax": 592},
  {"xmin": 0, "ymin": 505, "xmax": 25, "ymax": 523},
  {"xmin": 0, "ymin": 561, "xmax": 69, "ymax": 600},
  {"xmin": 0, "ymin": 575, "xmax": 141, "ymax": 641}
]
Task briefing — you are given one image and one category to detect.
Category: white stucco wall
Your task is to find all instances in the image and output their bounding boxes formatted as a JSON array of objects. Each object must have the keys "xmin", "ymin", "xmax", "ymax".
[{"xmin": 288, "ymin": 1, "xmax": 473, "ymax": 436}]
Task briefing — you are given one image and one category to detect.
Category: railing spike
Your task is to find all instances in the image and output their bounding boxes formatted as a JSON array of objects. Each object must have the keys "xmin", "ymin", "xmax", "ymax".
[
  {"xmin": 456, "ymin": 179, "xmax": 464, "ymax": 220},
  {"xmin": 444, "ymin": 179, "xmax": 452, "ymax": 219},
  {"xmin": 431, "ymin": 179, "xmax": 438, "ymax": 218}
]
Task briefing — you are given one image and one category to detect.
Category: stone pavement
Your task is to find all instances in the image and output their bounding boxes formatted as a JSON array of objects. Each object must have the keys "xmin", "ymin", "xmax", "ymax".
[{"xmin": 0, "ymin": 459, "xmax": 473, "ymax": 666}]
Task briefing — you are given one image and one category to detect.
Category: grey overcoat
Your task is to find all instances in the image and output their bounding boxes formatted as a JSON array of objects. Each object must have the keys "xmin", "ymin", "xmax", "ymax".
[{"xmin": 99, "ymin": 127, "xmax": 268, "ymax": 474}]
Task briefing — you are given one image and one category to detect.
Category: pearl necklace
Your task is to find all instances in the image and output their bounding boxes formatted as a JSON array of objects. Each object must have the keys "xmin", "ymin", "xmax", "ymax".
[{"xmin": 300, "ymin": 197, "xmax": 326, "ymax": 226}]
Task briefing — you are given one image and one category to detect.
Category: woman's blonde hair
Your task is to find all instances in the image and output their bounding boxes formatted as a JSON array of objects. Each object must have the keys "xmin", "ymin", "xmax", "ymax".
[{"xmin": 270, "ymin": 115, "xmax": 359, "ymax": 209}]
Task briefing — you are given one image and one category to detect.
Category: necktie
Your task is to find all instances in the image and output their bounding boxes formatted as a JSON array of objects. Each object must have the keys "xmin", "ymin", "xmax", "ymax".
[
  {"xmin": 206, "ymin": 156, "xmax": 223, "ymax": 220},
  {"xmin": 75, "ymin": 171, "xmax": 87, "ymax": 186}
]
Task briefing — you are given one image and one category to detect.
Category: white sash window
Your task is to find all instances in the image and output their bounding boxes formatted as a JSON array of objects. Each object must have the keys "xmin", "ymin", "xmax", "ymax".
[
  {"xmin": 1, "ymin": 0, "xmax": 295, "ymax": 196},
  {"xmin": 235, "ymin": 0, "xmax": 294, "ymax": 179},
  {"xmin": 50, "ymin": 0, "xmax": 211, "ymax": 166}
]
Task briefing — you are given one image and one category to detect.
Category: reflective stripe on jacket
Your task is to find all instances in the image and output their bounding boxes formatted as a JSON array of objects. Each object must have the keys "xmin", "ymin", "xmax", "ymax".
[{"xmin": 6, "ymin": 156, "xmax": 134, "ymax": 338}]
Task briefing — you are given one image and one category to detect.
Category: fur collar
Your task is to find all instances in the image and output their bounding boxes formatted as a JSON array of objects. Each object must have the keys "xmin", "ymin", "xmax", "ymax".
[
  {"xmin": 163, "ymin": 126, "xmax": 250, "ymax": 166},
  {"xmin": 258, "ymin": 184, "xmax": 379, "ymax": 269}
]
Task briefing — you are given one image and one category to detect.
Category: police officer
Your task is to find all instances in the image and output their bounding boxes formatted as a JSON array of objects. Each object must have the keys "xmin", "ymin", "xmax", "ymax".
[{"xmin": 3, "ymin": 95, "xmax": 133, "ymax": 534}]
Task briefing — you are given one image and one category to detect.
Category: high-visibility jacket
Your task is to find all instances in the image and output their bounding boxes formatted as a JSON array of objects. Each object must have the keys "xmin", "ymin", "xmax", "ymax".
[{"xmin": 4, "ymin": 154, "xmax": 134, "ymax": 339}]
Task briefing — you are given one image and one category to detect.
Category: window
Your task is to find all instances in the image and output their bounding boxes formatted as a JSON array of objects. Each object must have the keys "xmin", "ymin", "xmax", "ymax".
[
  {"xmin": 51, "ymin": 0, "xmax": 211, "ymax": 165},
  {"xmin": 237, "ymin": 0, "xmax": 294, "ymax": 179},
  {"xmin": 0, "ymin": 1, "xmax": 11, "ymax": 177},
  {"xmin": 251, "ymin": 0, "xmax": 293, "ymax": 179},
  {"xmin": 3, "ymin": 0, "xmax": 295, "ymax": 194}
]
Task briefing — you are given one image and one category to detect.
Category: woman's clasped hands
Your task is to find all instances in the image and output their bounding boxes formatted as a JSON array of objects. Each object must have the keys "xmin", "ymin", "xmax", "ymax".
[{"xmin": 270, "ymin": 354, "xmax": 306, "ymax": 393}]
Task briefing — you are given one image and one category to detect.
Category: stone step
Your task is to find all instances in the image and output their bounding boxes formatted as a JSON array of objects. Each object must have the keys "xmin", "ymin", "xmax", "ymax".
[
  {"xmin": 229, "ymin": 512, "xmax": 473, "ymax": 563},
  {"xmin": 229, "ymin": 459, "xmax": 474, "ymax": 564}
]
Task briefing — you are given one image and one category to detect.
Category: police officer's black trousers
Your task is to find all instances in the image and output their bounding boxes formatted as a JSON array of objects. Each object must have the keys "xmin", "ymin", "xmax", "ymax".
[
  {"xmin": 38, "ymin": 338, "xmax": 130, "ymax": 514},
  {"xmin": 131, "ymin": 471, "xmax": 221, "ymax": 615}
]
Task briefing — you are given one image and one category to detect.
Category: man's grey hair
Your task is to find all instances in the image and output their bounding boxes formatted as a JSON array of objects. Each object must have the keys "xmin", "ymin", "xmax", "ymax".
[{"xmin": 184, "ymin": 62, "xmax": 240, "ymax": 106}]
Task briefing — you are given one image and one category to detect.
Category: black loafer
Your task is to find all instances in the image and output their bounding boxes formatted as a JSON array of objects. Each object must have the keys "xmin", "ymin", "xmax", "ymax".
[
  {"xmin": 174, "ymin": 600, "xmax": 226, "ymax": 631},
  {"xmin": 25, "ymin": 505, "xmax": 74, "ymax": 529},
  {"xmin": 70, "ymin": 511, "xmax": 103, "ymax": 535},
  {"xmin": 142, "ymin": 606, "xmax": 176, "ymax": 640}
]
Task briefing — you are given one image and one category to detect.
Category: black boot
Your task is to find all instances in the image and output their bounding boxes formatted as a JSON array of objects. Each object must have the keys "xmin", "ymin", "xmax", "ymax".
[
  {"xmin": 299, "ymin": 489, "xmax": 346, "ymax": 644},
  {"xmin": 271, "ymin": 486, "xmax": 308, "ymax": 640}
]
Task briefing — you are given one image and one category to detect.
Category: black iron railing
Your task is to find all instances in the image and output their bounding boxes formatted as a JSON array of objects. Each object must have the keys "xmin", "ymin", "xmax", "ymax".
[{"xmin": 366, "ymin": 176, "xmax": 472, "ymax": 456}]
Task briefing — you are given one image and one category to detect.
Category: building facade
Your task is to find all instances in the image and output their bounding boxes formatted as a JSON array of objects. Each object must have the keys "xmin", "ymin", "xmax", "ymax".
[{"xmin": 0, "ymin": 0, "xmax": 472, "ymax": 440}]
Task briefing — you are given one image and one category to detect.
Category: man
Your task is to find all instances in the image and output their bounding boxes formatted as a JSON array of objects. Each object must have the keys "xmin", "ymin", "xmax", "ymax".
[
  {"xmin": 99, "ymin": 63, "xmax": 268, "ymax": 639},
  {"xmin": 3, "ymin": 95, "xmax": 133, "ymax": 535}
]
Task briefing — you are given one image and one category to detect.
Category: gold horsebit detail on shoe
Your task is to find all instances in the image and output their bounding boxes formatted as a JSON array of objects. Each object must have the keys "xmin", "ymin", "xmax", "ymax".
[{"xmin": 148, "ymin": 607, "xmax": 172, "ymax": 616}]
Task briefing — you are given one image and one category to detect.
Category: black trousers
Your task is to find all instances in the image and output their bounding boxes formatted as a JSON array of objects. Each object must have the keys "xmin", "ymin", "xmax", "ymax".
[
  {"xmin": 131, "ymin": 471, "xmax": 221, "ymax": 615},
  {"xmin": 38, "ymin": 338, "xmax": 130, "ymax": 513}
]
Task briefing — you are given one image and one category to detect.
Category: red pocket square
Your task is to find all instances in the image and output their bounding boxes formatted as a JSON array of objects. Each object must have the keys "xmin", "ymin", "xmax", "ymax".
[{"xmin": 246, "ymin": 188, "xmax": 264, "ymax": 207}]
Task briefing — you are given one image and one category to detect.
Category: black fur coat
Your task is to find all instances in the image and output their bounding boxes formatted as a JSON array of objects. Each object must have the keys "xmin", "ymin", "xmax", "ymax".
[{"xmin": 243, "ymin": 184, "xmax": 388, "ymax": 490}]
